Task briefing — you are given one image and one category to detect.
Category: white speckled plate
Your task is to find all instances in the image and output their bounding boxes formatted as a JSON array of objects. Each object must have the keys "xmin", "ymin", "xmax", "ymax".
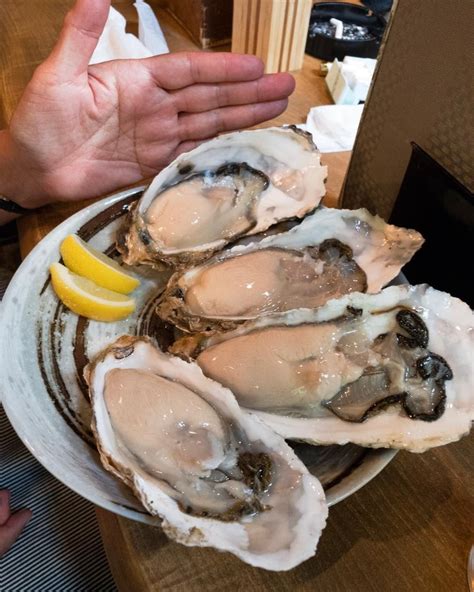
[{"xmin": 0, "ymin": 187, "xmax": 397, "ymax": 524}]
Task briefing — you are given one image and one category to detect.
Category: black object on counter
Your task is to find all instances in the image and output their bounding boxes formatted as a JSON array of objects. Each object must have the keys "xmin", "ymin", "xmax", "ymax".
[
  {"xmin": 305, "ymin": 2, "xmax": 386, "ymax": 61},
  {"xmin": 362, "ymin": 0, "xmax": 393, "ymax": 15},
  {"xmin": 389, "ymin": 144, "xmax": 474, "ymax": 308}
]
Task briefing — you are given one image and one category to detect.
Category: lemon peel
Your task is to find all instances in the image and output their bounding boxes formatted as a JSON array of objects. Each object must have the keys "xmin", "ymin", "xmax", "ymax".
[
  {"xmin": 50, "ymin": 262, "xmax": 136, "ymax": 322},
  {"xmin": 60, "ymin": 234, "xmax": 140, "ymax": 294}
]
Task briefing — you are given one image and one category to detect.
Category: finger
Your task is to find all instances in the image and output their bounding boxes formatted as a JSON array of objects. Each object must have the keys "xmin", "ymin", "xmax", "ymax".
[
  {"xmin": 178, "ymin": 99, "xmax": 289, "ymax": 141},
  {"xmin": 0, "ymin": 509, "xmax": 32, "ymax": 558},
  {"xmin": 173, "ymin": 73, "xmax": 295, "ymax": 114},
  {"xmin": 169, "ymin": 139, "xmax": 209, "ymax": 161},
  {"xmin": 0, "ymin": 490, "xmax": 11, "ymax": 525},
  {"xmin": 43, "ymin": 0, "xmax": 110, "ymax": 80},
  {"xmin": 147, "ymin": 52, "xmax": 264, "ymax": 90}
]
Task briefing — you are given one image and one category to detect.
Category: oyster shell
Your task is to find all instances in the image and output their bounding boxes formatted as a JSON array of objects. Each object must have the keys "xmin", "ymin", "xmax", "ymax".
[
  {"xmin": 157, "ymin": 207, "xmax": 424, "ymax": 333},
  {"xmin": 172, "ymin": 285, "xmax": 474, "ymax": 452},
  {"xmin": 118, "ymin": 127, "xmax": 327, "ymax": 268},
  {"xmin": 86, "ymin": 336, "xmax": 327, "ymax": 570}
]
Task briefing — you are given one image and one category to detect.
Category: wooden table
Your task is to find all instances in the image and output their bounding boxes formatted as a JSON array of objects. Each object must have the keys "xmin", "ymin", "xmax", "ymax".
[{"xmin": 1, "ymin": 2, "xmax": 472, "ymax": 591}]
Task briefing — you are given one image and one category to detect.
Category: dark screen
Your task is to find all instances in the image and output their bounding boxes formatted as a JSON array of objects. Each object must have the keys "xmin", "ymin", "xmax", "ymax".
[{"xmin": 389, "ymin": 144, "xmax": 473, "ymax": 307}]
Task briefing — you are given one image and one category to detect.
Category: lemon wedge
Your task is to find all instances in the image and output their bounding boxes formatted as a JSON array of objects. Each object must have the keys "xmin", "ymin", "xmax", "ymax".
[
  {"xmin": 60, "ymin": 234, "xmax": 140, "ymax": 294},
  {"xmin": 50, "ymin": 262, "xmax": 136, "ymax": 322}
]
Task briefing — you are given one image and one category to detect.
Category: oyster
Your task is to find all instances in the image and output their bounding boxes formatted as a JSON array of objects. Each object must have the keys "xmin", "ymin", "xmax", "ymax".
[
  {"xmin": 118, "ymin": 127, "xmax": 327, "ymax": 268},
  {"xmin": 86, "ymin": 336, "xmax": 327, "ymax": 570},
  {"xmin": 172, "ymin": 285, "xmax": 474, "ymax": 452},
  {"xmin": 157, "ymin": 207, "xmax": 424, "ymax": 332}
]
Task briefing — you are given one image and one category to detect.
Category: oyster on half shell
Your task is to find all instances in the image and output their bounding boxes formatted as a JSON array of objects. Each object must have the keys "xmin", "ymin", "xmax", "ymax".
[
  {"xmin": 157, "ymin": 207, "xmax": 424, "ymax": 333},
  {"xmin": 172, "ymin": 285, "xmax": 474, "ymax": 452},
  {"xmin": 117, "ymin": 127, "xmax": 327, "ymax": 269},
  {"xmin": 86, "ymin": 336, "xmax": 327, "ymax": 571}
]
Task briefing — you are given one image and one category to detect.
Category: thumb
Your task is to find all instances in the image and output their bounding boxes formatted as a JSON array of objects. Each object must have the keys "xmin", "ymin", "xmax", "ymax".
[
  {"xmin": 0, "ymin": 490, "xmax": 11, "ymax": 525},
  {"xmin": 0, "ymin": 508, "xmax": 32, "ymax": 558},
  {"xmin": 44, "ymin": 0, "xmax": 110, "ymax": 80}
]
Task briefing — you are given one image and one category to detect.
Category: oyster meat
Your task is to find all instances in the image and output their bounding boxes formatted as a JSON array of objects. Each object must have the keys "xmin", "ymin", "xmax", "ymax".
[
  {"xmin": 86, "ymin": 336, "xmax": 327, "ymax": 570},
  {"xmin": 118, "ymin": 127, "xmax": 327, "ymax": 268},
  {"xmin": 157, "ymin": 207, "xmax": 424, "ymax": 332},
  {"xmin": 172, "ymin": 285, "xmax": 474, "ymax": 452}
]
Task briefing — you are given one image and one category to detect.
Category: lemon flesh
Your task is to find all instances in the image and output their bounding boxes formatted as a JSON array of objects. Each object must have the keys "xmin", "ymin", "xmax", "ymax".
[
  {"xmin": 50, "ymin": 262, "xmax": 136, "ymax": 322},
  {"xmin": 60, "ymin": 234, "xmax": 140, "ymax": 294}
]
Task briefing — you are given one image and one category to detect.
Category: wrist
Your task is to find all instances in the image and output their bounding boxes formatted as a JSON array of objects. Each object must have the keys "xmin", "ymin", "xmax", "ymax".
[
  {"xmin": 0, "ymin": 130, "xmax": 51, "ymax": 210},
  {"xmin": 0, "ymin": 130, "xmax": 34, "ymax": 209}
]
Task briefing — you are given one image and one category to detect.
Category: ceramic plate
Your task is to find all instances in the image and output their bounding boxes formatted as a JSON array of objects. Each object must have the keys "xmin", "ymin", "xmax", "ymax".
[{"xmin": 0, "ymin": 188, "xmax": 397, "ymax": 524}]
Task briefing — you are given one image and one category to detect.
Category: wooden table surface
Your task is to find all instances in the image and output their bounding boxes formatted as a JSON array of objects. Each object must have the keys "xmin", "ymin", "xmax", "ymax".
[{"xmin": 1, "ymin": 2, "xmax": 472, "ymax": 591}]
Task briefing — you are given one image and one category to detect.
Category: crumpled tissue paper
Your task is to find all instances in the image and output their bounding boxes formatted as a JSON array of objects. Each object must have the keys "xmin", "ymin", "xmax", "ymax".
[
  {"xmin": 299, "ymin": 104, "xmax": 364, "ymax": 152},
  {"xmin": 90, "ymin": 0, "xmax": 168, "ymax": 64}
]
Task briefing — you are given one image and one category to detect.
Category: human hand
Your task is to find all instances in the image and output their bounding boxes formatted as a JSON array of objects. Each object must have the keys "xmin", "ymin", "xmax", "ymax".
[
  {"xmin": 0, "ymin": 490, "xmax": 32, "ymax": 557},
  {"xmin": 0, "ymin": 0, "xmax": 294, "ymax": 209}
]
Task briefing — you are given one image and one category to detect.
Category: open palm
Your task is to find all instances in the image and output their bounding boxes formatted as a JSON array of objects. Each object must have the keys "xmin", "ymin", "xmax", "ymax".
[{"xmin": 4, "ymin": 0, "xmax": 294, "ymax": 208}]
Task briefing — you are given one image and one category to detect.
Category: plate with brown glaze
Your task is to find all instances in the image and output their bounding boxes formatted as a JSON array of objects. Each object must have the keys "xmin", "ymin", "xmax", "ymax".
[{"xmin": 0, "ymin": 187, "xmax": 397, "ymax": 524}]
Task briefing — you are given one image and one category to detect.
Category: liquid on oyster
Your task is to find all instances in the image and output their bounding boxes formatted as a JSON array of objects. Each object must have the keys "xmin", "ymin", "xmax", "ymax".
[
  {"xmin": 104, "ymin": 367, "xmax": 267, "ymax": 517},
  {"xmin": 156, "ymin": 207, "xmax": 424, "ymax": 333},
  {"xmin": 88, "ymin": 336, "xmax": 329, "ymax": 570},
  {"xmin": 196, "ymin": 309, "xmax": 452, "ymax": 423},
  {"xmin": 182, "ymin": 244, "xmax": 366, "ymax": 319},
  {"xmin": 145, "ymin": 165, "xmax": 267, "ymax": 251},
  {"xmin": 117, "ymin": 127, "xmax": 328, "ymax": 268}
]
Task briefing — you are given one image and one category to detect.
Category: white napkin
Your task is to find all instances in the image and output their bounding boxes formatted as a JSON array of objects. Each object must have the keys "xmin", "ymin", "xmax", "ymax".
[
  {"xmin": 90, "ymin": 1, "xmax": 168, "ymax": 64},
  {"xmin": 326, "ymin": 57, "xmax": 376, "ymax": 105},
  {"xmin": 300, "ymin": 104, "xmax": 364, "ymax": 152}
]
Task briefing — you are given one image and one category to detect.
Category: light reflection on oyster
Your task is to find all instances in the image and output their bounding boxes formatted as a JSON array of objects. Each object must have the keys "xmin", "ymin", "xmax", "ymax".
[
  {"xmin": 86, "ymin": 336, "xmax": 327, "ymax": 571},
  {"xmin": 117, "ymin": 127, "xmax": 327, "ymax": 269},
  {"xmin": 171, "ymin": 285, "xmax": 474, "ymax": 452},
  {"xmin": 157, "ymin": 207, "xmax": 424, "ymax": 333}
]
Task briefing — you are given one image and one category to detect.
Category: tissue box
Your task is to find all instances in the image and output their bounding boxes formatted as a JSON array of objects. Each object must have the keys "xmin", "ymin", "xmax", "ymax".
[{"xmin": 165, "ymin": 0, "xmax": 232, "ymax": 49}]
